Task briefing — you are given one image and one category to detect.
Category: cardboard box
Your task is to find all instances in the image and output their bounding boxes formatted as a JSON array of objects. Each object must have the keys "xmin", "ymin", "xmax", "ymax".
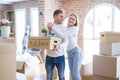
[
  {"xmin": 16, "ymin": 61, "xmax": 25, "ymax": 74},
  {"xmin": 16, "ymin": 72, "xmax": 26, "ymax": 80},
  {"xmin": 80, "ymin": 62, "xmax": 93, "ymax": 75},
  {"xmin": 28, "ymin": 36, "xmax": 62, "ymax": 50},
  {"xmin": 0, "ymin": 38, "xmax": 16, "ymax": 80},
  {"xmin": 100, "ymin": 42, "xmax": 120, "ymax": 56},
  {"xmin": 100, "ymin": 32, "xmax": 120, "ymax": 42},
  {"xmin": 93, "ymin": 55, "xmax": 120, "ymax": 78},
  {"xmin": 94, "ymin": 75, "xmax": 119, "ymax": 80}
]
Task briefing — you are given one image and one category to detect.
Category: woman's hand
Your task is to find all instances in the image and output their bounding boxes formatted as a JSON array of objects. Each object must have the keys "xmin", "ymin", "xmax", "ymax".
[{"xmin": 47, "ymin": 22, "xmax": 53, "ymax": 30}]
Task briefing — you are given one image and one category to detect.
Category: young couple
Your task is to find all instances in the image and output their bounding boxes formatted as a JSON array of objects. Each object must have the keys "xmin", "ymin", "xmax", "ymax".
[{"xmin": 45, "ymin": 9, "xmax": 83, "ymax": 80}]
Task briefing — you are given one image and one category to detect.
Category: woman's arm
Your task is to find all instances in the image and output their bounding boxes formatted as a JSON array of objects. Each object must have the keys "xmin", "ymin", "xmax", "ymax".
[
  {"xmin": 60, "ymin": 37, "xmax": 68, "ymax": 49},
  {"xmin": 52, "ymin": 26, "xmax": 78, "ymax": 38}
]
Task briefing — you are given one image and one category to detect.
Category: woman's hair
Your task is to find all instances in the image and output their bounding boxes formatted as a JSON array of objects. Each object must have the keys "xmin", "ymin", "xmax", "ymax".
[{"xmin": 70, "ymin": 14, "xmax": 79, "ymax": 27}]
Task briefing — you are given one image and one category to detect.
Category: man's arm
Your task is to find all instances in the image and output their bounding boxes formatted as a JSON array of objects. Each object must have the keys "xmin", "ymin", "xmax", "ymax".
[{"xmin": 53, "ymin": 37, "xmax": 68, "ymax": 51}]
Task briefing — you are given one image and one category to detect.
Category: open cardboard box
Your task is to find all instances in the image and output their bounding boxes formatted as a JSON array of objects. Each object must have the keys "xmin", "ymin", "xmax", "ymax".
[
  {"xmin": 16, "ymin": 61, "xmax": 25, "ymax": 74},
  {"xmin": 16, "ymin": 72, "xmax": 26, "ymax": 80}
]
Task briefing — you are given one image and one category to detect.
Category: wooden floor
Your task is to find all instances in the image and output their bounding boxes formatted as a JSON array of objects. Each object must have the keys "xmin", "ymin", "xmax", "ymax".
[
  {"xmin": 17, "ymin": 58, "xmax": 94, "ymax": 80},
  {"xmin": 26, "ymin": 60, "xmax": 70, "ymax": 80},
  {"xmin": 26, "ymin": 63, "xmax": 46, "ymax": 80}
]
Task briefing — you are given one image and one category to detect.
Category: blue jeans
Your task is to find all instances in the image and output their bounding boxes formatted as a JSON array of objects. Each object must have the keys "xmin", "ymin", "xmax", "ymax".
[
  {"xmin": 67, "ymin": 47, "xmax": 83, "ymax": 80},
  {"xmin": 45, "ymin": 55, "xmax": 65, "ymax": 80}
]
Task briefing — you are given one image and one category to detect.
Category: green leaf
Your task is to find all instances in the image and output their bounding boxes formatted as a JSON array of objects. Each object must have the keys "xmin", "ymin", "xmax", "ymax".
[{"xmin": 41, "ymin": 27, "xmax": 48, "ymax": 33}]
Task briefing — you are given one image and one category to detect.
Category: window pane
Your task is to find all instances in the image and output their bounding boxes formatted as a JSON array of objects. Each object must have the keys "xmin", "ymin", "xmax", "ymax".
[
  {"xmin": 30, "ymin": 7, "xmax": 39, "ymax": 36},
  {"xmin": 15, "ymin": 9, "xmax": 26, "ymax": 53},
  {"xmin": 114, "ymin": 7, "xmax": 120, "ymax": 32},
  {"xmin": 94, "ymin": 5, "xmax": 112, "ymax": 39},
  {"xmin": 84, "ymin": 9, "xmax": 94, "ymax": 39},
  {"xmin": 83, "ymin": 4, "xmax": 120, "ymax": 62},
  {"xmin": 84, "ymin": 39, "xmax": 99, "ymax": 61}
]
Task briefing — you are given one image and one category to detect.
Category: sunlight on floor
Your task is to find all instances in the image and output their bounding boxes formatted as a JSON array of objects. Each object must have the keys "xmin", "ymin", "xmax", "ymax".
[{"xmin": 26, "ymin": 59, "xmax": 70, "ymax": 80}]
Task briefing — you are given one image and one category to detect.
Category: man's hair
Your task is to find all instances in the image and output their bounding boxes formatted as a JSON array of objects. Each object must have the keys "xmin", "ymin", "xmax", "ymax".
[{"xmin": 53, "ymin": 9, "xmax": 63, "ymax": 17}]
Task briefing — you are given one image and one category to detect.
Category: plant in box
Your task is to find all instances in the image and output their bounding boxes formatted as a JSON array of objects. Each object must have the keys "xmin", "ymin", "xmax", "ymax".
[{"xmin": 41, "ymin": 27, "xmax": 48, "ymax": 36}]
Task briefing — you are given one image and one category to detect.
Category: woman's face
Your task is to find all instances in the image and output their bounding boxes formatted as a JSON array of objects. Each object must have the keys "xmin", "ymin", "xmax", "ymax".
[{"xmin": 68, "ymin": 15, "xmax": 77, "ymax": 27}]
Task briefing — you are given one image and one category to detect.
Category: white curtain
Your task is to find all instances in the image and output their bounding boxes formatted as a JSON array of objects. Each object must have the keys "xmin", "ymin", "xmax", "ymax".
[
  {"xmin": 30, "ymin": 7, "xmax": 39, "ymax": 36},
  {"xmin": 15, "ymin": 9, "xmax": 26, "ymax": 53}
]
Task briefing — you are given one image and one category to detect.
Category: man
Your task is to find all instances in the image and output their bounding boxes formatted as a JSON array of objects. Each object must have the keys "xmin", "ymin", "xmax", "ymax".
[{"xmin": 45, "ymin": 9, "xmax": 67, "ymax": 80}]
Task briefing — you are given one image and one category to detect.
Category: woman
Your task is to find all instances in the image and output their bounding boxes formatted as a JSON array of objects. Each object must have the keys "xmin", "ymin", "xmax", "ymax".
[{"xmin": 48, "ymin": 14, "xmax": 83, "ymax": 80}]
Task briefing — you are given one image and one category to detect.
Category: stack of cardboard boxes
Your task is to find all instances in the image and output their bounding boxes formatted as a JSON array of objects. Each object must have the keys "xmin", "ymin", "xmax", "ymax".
[{"xmin": 93, "ymin": 32, "xmax": 120, "ymax": 80}]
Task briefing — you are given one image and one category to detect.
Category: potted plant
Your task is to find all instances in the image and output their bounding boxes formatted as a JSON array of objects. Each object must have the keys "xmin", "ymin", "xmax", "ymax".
[
  {"xmin": 0, "ymin": 19, "xmax": 12, "ymax": 26},
  {"xmin": 0, "ymin": 19, "xmax": 12, "ymax": 38},
  {"xmin": 41, "ymin": 27, "xmax": 48, "ymax": 36}
]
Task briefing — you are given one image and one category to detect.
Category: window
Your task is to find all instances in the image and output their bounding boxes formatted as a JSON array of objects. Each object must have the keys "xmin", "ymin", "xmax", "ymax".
[
  {"xmin": 15, "ymin": 9, "xmax": 26, "ymax": 53},
  {"xmin": 30, "ymin": 7, "xmax": 39, "ymax": 36},
  {"xmin": 84, "ymin": 3, "xmax": 120, "ymax": 61}
]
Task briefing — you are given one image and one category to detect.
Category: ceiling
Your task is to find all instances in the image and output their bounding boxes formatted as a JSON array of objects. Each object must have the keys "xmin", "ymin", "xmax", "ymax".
[{"xmin": 0, "ymin": 0, "xmax": 26, "ymax": 4}]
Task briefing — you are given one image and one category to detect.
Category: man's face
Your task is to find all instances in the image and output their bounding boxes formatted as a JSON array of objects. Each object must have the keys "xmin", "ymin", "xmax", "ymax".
[{"xmin": 54, "ymin": 13, "xmax": 64, "ymax": 24}]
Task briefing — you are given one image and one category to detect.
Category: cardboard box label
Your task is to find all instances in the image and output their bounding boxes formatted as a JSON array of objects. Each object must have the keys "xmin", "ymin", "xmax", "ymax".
[{"xmin": 28, "ymin": 38, "xmax": 49, "ymax": 48}]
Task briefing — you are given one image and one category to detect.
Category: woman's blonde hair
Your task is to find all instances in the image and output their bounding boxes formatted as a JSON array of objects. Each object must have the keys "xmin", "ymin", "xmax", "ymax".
[{"xmin": 70, "ymin": 14, "xmax": 79, "ymax": 27}]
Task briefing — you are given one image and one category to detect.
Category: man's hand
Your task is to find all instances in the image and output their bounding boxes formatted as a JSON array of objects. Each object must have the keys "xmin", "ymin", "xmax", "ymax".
[
  {"xmin": 52, "ymin": 44, "xmax": 60, "ymax": 51},
  {"xmin": 47, "ymin": 22, "xmax": 53, "ymax": 30}
]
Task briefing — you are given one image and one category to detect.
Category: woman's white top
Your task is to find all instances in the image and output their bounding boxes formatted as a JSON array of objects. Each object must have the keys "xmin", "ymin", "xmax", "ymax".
[{"xmin": 52, "ymin": 25, "xmax": 79, "ymax": 51}]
